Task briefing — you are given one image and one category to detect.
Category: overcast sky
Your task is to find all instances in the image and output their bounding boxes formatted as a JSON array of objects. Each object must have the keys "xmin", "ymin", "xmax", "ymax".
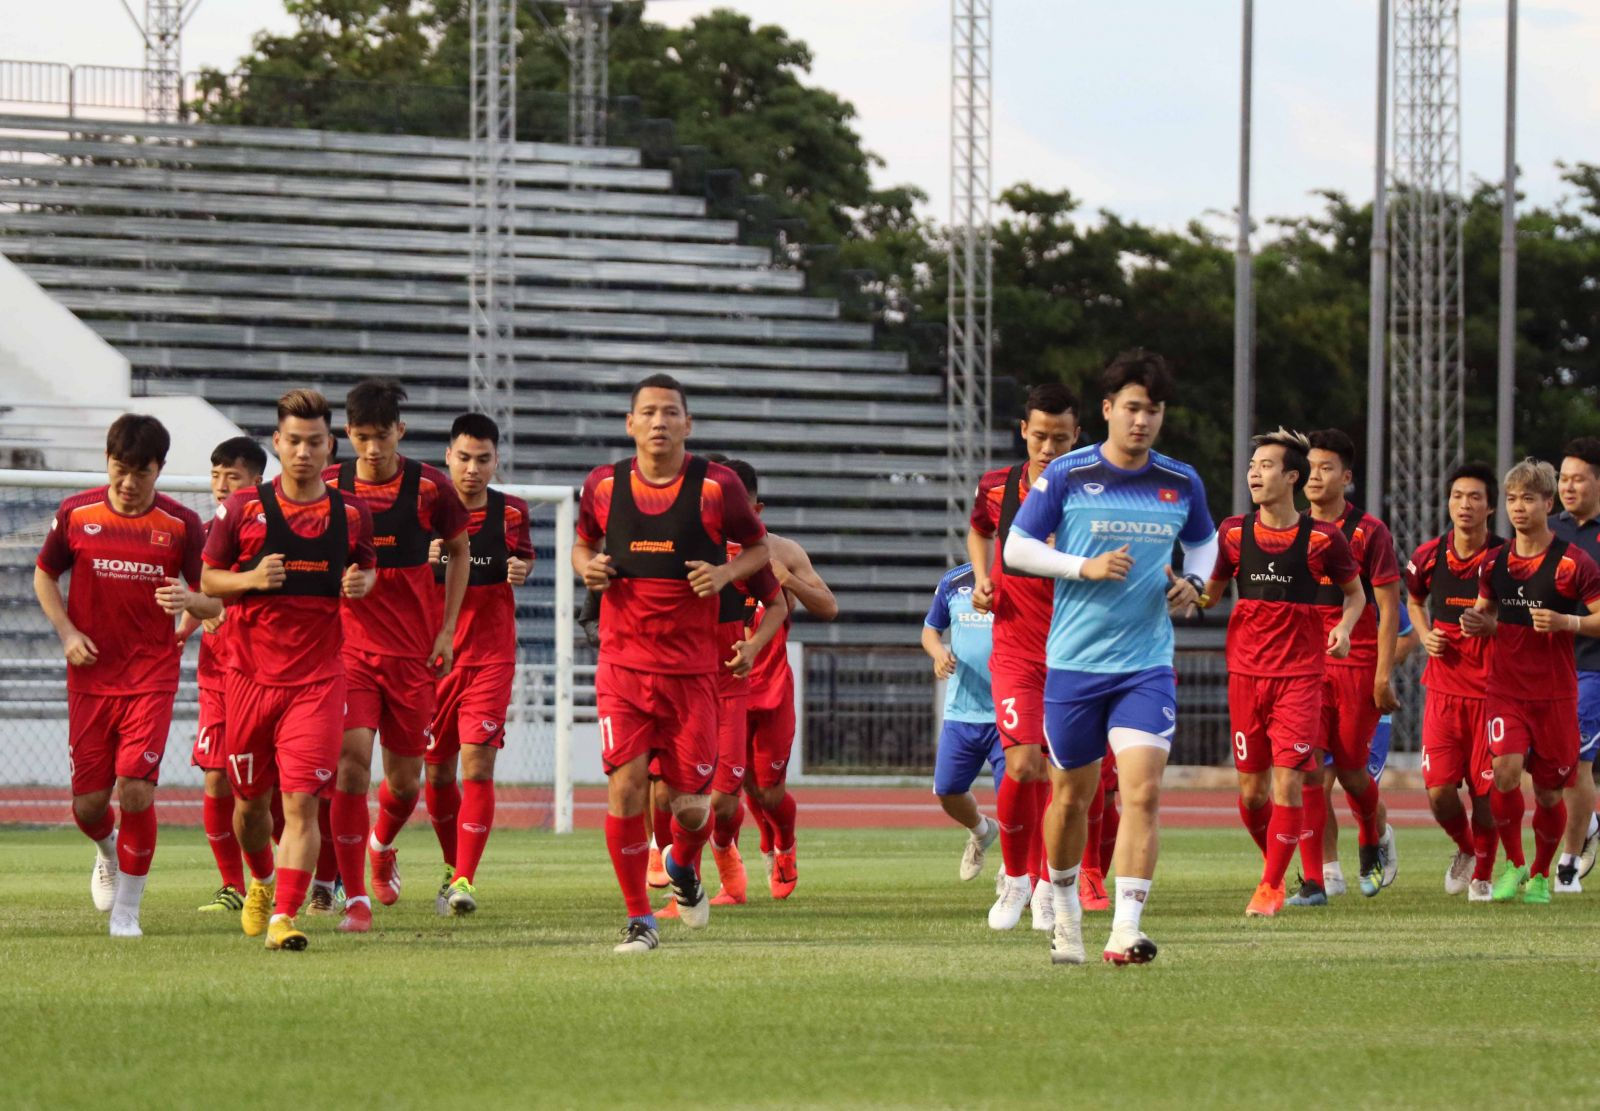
[{"xmin": 4, "ymin": 1, "xmax": 1595, "ymax": 231}]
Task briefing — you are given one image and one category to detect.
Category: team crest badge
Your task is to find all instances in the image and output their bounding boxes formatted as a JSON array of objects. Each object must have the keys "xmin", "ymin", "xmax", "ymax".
[
  {"xmin": 482, "ymin": 720, "xmax": 499, "ymax": 733},
  {"xmin": 84, "ymin": 523, "xmax": 102, "ymax": 535}
]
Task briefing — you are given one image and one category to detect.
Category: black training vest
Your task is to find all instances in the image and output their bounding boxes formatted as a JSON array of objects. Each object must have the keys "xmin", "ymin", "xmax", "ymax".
[
  {"xmin": 1489, "ymin": 538, "xmax": 1576, "ymax": 627},
  {"xmin": 242, "ymin": 482, "xmax": 347, "ymax": 598},
  {"xmin": 1427, "ymin": 532, "xmax": 1500, "ymax": 625},
  {"xmin": 996, "ymin": 463, "xmax": 1044, "ymax": 579},
  {"xmin": 1311, "ymin": 505, "xmax": 1377, "ymax": 607},
  {"xmin": 1236, "ymin": 512, "xmax": 1320, "ymax": 604},
  {"xmin": 605, "ymin": 455, "xmax": 725, "ymax": 579},
  {"xmin": 339, "ymin": 457, "xmax": 430, "ymax": 570},
  {"xmin": 434, "ymin": 488, "xmax": 507, "ymax": 587}
]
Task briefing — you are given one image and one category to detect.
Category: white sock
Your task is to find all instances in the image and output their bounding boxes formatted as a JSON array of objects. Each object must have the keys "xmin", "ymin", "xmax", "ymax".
[
  {"xmin": 369, "ymin": 832, "xmax": 392, "ymax": 853},
  {"xmin": 95, "ymin": 834, "xmax": 117, "ymax": 861},
  {"xmin": 312, "ymin": 879, "xmax": 334, "ymax": 893},
  {"xmin": 112, "ymin": 872, "xmax": 147, "ymax": 915},
  {"xmin": 252, "ymin": 872, "xmax": 275, "ymax": 889},
  {"xmin": 1560, "ymin": 852, "xmax": 1579, "ymax": 868},
  {"xmin": 1047, "ymin": 865, "xmax": 1080, "ymax": 920},
  {"xmin": 968, "ymin": 815, "xmax": 989, "ymax": 836},
  {"xmin": 1589, "ymin": 812, "xmax": 1599, "ymax": 838},
  {"xmin": 346, "ymin": 894, "xmax": 371, "ymax": 908},
  {"xmin": 269, "ymin": 913, "xmax": 287, "ymax": 925},
  {"xmin": 1112, "ymin": 877, "xmax": 1152, "ymax": 933},
  {"xmin": 1323, "ymin": 861, "xmax": 1345, "ymax": 881}
]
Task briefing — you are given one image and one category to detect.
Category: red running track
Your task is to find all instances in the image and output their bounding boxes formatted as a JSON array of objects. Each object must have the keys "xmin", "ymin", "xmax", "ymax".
[{"xmin": 0, "ymin": 785, "xmax": 1452, "ymax": 831}]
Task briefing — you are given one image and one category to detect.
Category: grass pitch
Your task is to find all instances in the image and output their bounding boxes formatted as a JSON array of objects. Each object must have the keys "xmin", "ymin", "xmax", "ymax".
[{"xmin": 2, "ymin": 824, "xmax": 1597, "ymax": 1110}]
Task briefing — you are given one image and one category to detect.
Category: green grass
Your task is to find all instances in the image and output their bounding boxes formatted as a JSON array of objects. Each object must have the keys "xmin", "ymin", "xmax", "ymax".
[{"xmin": 2, "ymin": 825, "xmax": 1598, "ymax": 1110}]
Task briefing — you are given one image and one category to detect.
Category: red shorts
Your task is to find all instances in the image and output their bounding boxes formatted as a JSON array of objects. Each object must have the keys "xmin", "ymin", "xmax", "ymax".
[
  {"xmin": 1228, "ymin": 672, "xmax": 1322, "ymax": 773},
  {"xmin": 192, "ymin": 686, "xmax": 227, "ymax": 772},
  {"xmin": 747, "ymin": 670, "xmax": 797, "ymax": 789},
  {"xmin": 711, "ymin": 687, "xmax": 752, "ymax": 795},
  {"xmin": 224, "ymin": 671, "xmax": 343, "ymax": 799},
  {"xmin": 343, "ymin": 648, "xmax": 437, "ymax": 757},
  {"xmin": 1321, "ymin": 665, "xmax": 1382, "ymax": 771},
  {"xmin": 1422, "ymin": 692, "xmax": 1492, "ymax": 795},
  {"xmin": 425, "ymin": 662, "xmax": 514, "ymax": 766},
  {"xmin": 1100, "ymin": 746, "xmax": 1119, "ymax": 791},
  {"xmin": 1487, "ymin": 696, "xmax": 1580, "ymax": 791},
  {"xmin": 67, "ymin": 689, "xmax": 174, "ymax": 796},
  {"xmin": 596, "ymin": 660, "xmax": 718, "ymax": 794},
  {"xmin": 991, "ymin": 651, "xmax": 1046, "ymax": 749}
]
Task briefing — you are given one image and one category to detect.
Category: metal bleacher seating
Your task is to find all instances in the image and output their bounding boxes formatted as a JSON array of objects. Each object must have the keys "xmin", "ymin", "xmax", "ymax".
[{"xmin": 0, "ymin": 111, "xmax": 1004, "ymax": 645}]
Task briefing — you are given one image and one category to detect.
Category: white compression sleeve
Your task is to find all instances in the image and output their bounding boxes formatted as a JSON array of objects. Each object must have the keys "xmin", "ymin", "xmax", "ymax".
[
  {"xmin": 1003, "ymin": 530, "xmax": 1086, "ymax": 581},
  {"xmin": 1180, "ymin": 530, "xmax": 1219, "ymax": 583}
]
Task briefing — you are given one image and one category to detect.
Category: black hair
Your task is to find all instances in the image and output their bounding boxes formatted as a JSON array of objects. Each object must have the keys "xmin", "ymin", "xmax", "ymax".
[
  {"xmin": 1562, "ymin": 437, "xmax": 1600, "ymax": 477},
  {"xmin": 345, "ymin": 378, "xmax": 407, "ymax": 429},
  {"xmin": 1098, "ymin": 348, "xmax": 1174, "ymax": 405},
  {"xmin": 630, "ymin": 373, "xmax": 688, "ymax": 413},
  {"xmin": 1251, "ymin": 427, "xmax": 1313, "ymax": 491},
  {"xmin": 450, "ymin": 412, "xmax": 500, "ymax": 447},
  {"xmin": 1023, "ymin": 382, "xmax": 1078, "ymax": 420},
  {"xmin": 1307, "ymin": 428, "xmax": 1356, "ymax": 472},
  {"xmin": 210, "ymin": 435, "xmax": 267, "ymax": 476},
  {"xmin": 105, "ymin": 414, "xmax": 169, "ymax": 469},
  {"xmin": 1445, "ymin": 460, "xmax": 1497, "ymax": 507},
  {"xmin": 722, "ymin": 458, "xmax": 759, "ymax": 498}
]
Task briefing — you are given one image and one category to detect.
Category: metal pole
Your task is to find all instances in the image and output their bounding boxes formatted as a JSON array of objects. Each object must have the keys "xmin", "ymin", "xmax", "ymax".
[
  {"xmin": 1366, "ymin": 0, "xmax": 1390, "ymax": 515},
  {"xmin": 1233, "ymin": 0, "xmax": 1255, "ymax": 515},
  {"xmin": 553, "ymin": 492, "xmax": 576, "ymax": 833},
  {"xmin": 1496, "ymin": 0, "xmax": 1518, "ymax": 533}
]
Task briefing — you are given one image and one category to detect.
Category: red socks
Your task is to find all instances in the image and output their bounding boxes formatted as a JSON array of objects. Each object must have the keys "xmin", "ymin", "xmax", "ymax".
[
  {"xmin": 74, "ymin": 806, "xmax": 115, "ymax": 844},
  {"xmin": 454, "ymin": 780, "xmax": 495, "ymax": 884},
  {"xmin": 605, "ymin": 813, "xmax": 652, "ymax": 917},
  {"xmin": 1490, "ymin": 787, "xmax": 1527, "ymax": 867},
  {"xmin": 1262, "ymin": 804, "xmax": 1303, "ymax": 889},
  {"xmin": 712, "ymin": 801, "xmax": 744, "ymax": 851},
  {"xmin": 314, "ymin": 797, "xmax": 338, "ymax": 884},
  {"xmin": 373, "ymin": 780, "xmax": 420, "ymax": 848},
  {"xmin": 997, "ymin": 774, "xmax": 1032, "ymax": 878},
  {"xmin": 202, "ymin": 793, "xmax": 245, "ymax": 890},
  {"xmin": 1531, "ymin": 798, "xmax": 1567, "ymax": 878},
  {"xmin": 331, "ymin": 789, "xmax": 370, "ymax": 898},
  {"xmin": 1025, "ymin": 781, "xmax": 1049, "ymax": 881},
  {"xmin": 1239, "ymin": 797, "xmax": 1272, "ymax": 855},
  {"xmin": 1437, "ymin": 806, "xmax": 1474, "ymax": 856},
  {"xmin": 1470, "ymin": 818, "xmax": 1499, "ymax": 881},
  {"xmin": 274, "ymin": 867, "xmax": 311, "ymax": 918},
  {"xmin": 1083, "ymin": 782, "xmax": 1104, "ymax": 870},
  {"xmin": 1099, "ymin": 794, "xmax": 1120, "ymax": 873},
  {"xmin": 1346, "ymin": 773, "xmax": 1382, "ymax": 846},
  {"xmin": 670, "ymin": 812, "xmax": 714, "ymax": 874},
  {"xmin": 116, "ymin": 803, "xmax": 157, "ymax": 877},
  {"xmin": 653, "ymin": 802, "xmax": 674, "ymax": 852},
  {"xmin": 767, "ymin": 791, "xmax": 797, "ymax": 852},
  {"xmin": 427, "ymin": 780, "xmax": 462, "ymax": 868},
  {"xmin": 243, "ymin": 841, "xmax": 276, "ymax": 881},
  {"xmin": 1298, "ymin": 781, "xmax": 1326, "ymax": 883},
  {"xmin": 747, "ymin": 794, "xmax": 776, "ymax": 854}
]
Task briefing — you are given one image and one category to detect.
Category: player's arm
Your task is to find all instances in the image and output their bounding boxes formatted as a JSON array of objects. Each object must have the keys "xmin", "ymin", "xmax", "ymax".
[
  {"xmin": 1407, "ymin": 596, "xmax": 1447, "ymax": 657},
  {"xmin": 32, "ymin": 566, "xmax": 98, "ymax": 666},
  {"xmin": 966, "ymin": 525, "xmax": 994, "ymax": 613},
  {"xmin": 687, "ymin": 539, "xmax": 770, "ymax": 598},
  {"xmin": 1372, "ymin": 580, "xmax": 1402, "ymax": 710},
  {"xmin": 1326, "ymin": 577, "xmax": 1365, "ymax": 659},
  {"xmin": 1003, "ymin": 530, "xmax": 1131, "ymax": 582},
  {"xmin": 572, "ymin": 538, "xmax": 615, "ymax": 591},
  {"xmin": 201, "ymin": 559, "xmax": 284, "ymax": 599},
  {"xmin": 921, "ymin": 623, "xmax": 956, "ymax": 679},
  {"xmin": 769, "ymin": 533, "xmax": 837, "ymax": 621},
  {"xmin": 431, "ymin": 527, "xmax": 471, "ymax": 675},
  {"xmin": 726, "ymin": 588, "xmax": 789, "ymax": 678},
  {"xmin": 1530, "ymin": 598, "xmax": 1600, "ymax": 636}
]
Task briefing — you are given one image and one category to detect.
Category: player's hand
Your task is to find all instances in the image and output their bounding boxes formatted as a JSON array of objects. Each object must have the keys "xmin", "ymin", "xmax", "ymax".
[
  {"xmin": 252, "ymin": 553, "xmax": 287, "ymax": 591},
  {"xmin": 1164, "ymin": 566, "xmax": 1199, "ymax": 618},
  {"xmin": 1530, "ymin": 608, "xmax": 1580, "ymax": 634},
  {"xmin": 582, "ymin": 553, "xmax": 616, "ymax": 591},
  {"xmin": 725, "ymin": 637, "xmax": 761, "ymax": 678},
  {"xmin": 1081, "ymin": 545, "xmax": 1133, "ymax": 582},
  {"xmin": 60, "ymin": 627, "xmax": 98, "ymax": 667},
  {"xmin": 507, "ymin": 555, "xmax": 532, "ymax": 586},
  {"xmin": 1458, "ymin": 608, "xmax": 1493, "ymax": 637},
  {"xmin": 1421, "ymin": 626, "xmax": 1449, "ymax": 657},
  {"xmin": 971, "ymin": 576, "xmax": 995, "ymax": 614},
  {"xmin": 429, "ymin": 630, "xmax": 455, "ymax": 679},
  {"xmin": 1327, "ymin": 624, "xmax": 1353, "ymax": 659},
  {"xmin": 931, "ymin": 648, "xmax": 957, "ymax": 680},
  {"xmin": 154, "ymin": 576, "xmax": 191, "ymax": 616},
  {"xmin": 341, "ymin": 564, "xmax": 372, "ymax": 599},
  {"xmin": 685, "ymin": 560, "xmax": 731, "ymax": 598},
  {"xmin": 203, "ymin": 611, "xmax": 226, "ymax": 634},
  {"xmin": 428, "ymin": 537, "xmax": 444, "ymax": 565},
  {"xmin": 1374, "ymin": 673, "xmax": 1400, "ymax": 713}
]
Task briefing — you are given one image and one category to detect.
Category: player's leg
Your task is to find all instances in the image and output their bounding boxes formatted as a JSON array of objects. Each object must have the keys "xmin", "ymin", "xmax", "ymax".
[
  {"xmin": 934, "ymin": 721, "xmax": 999, "ymax": 882},
  {"xmin": 1318, "ymin": 763, "xmax": 1347, "ymax": 894},
  {"xmin": 1368, "ymin": 716, "xmax": 1398, "ymax": 887},
  {"xmin": 991, "ymin": 654, "xmax": 1049, "ymax": 899},
  {"xmin": 446, "ymin": 742, "xmax": 497, "ymax": 915},
  {"xmin": 707, "ymin": 689, "xmax": 751, "ymax": 906},
  {"xmin": 264, "ymin": 675, "xmax": 343, "ymax": 948},
  {"xmin": 1095, "ymin": 668, "xmax": 1175, "ymax": 960},
  {"xmin": 369, "ymin": 659, "xmax": 435, "ymax": 905},
  {"xmin": 1422, "ymin": 694, "xmax": 1475, "ymax": 894},
  {"xmin": 424, "ymin": 665, "xmax": 470, "ymax": 905},
  {"xmin": 1077, "ymin": 751, "xmax": 1110, "ymax": 913},
  {"xmin": 1327, "ymin": 667, "xmax": 1386, "ymax": 896},
  {"xmin": 1295, "ymin": 681, "xmax": 1336, "ymax": 899},
  {"xmin": 1487, "ymin": 705, "xmax": 1531, "ymax": 900},
  {"xmin": 333, "ymin": 713, "xmax": 378, "ymax": 914},
  {"xmin": 103, "ymin": 692, "xmax": 173, "ymax": 937},
  {"xmin": 1248, "ymin": 677, "xmax": 1318, "ymax": 918},
  {"xmin": 648, "ymin": 770, "xmax": 672, "ymax": 888},
  {"xmin": 1037, "ymin": 672, "xmax": 1110, "ymax": 961},
  {"xmin": 657, "ymin": 673, "xmax": 718, "ymax": 927},
  {"xmin": 597, "ymin": 662, "xmax": 666, "ymax": 951},
  {"xmin": 1558, "ymin": 677, "xmax": 1600, "ymax": 890},
  {"xmin": 193, "ymin": 688, "xmax": 244, "ymax": 911},
  {"xmin": 1228, "ymin": 675, "xmax": 1273, "ymax": 855},
  {"xmin": 745, "ymin": 673, "xmax": 800, "ymax": 899},
  {"xmin": 1522, "ymin": 700, "xmax": 1580, "ymax": 904},
  {"xmin": 222, "ymin": 672, "xmax": 282, "ymax": 937},
  {"xmin": 67, "ymin": 693, "xmax": 120, "ymax": 913}
]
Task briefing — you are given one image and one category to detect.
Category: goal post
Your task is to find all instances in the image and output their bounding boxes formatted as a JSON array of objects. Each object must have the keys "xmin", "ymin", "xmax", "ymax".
[{"xmin": 0, "ymin": 468, "xmax": 577, "ymax": 833}]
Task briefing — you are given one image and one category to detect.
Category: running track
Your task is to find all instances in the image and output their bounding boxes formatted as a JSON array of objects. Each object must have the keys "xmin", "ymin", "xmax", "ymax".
[{"xmin": 0, "ymin": 786, "xmax": 1455, "ymax": 831}]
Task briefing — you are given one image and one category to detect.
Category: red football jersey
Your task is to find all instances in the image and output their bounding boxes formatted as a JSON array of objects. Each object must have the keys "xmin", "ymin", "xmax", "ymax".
[
  {"xmin": 969, "ymin": 463, "xmax": 1053, "ymax": 661},
  {"xmin": 715, "ymin": 544, "xmax": 782, "ymax": 696},
  {"xmin": 1404, "ymin": 533, "xmax": 1497, "ymax": 698},
  {"xmin": 1214, "ymin": 514, "xmax": 1360, "ymax": 678},
  {"xmin": 35, "ymin": 488, "xmax": 204, "ymax": 696},
  {"xmin": 195, "ymin": 517, "xmax": 233, "ymax": 692},
  {"xmin": 1478, "ymin": 539, "xmax": 1600, "ymax": 701},
  {"xmin": 745, "ymin": 599, "xmax": 792, "ymax": 710},
  {"xmin": 577, "ymin": 456, "xmax": 766, "ymax": 675},
  {"xmin": 449, "ymin": 492, "xmax": 535, "ymax": 667},
  {"xmin": 323, "ymin": 458, "xmax": 469, "ymax": 660},
  {"xmin": 1313, "ymin": 506, "xmax": 1400, "ymax": 671},
  {"xmin": 202, "ymin": 480, "xmax": 376, "ymax": 687}
]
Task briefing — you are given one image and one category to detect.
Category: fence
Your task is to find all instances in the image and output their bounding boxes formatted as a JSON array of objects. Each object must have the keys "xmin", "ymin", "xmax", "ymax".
[{"xmin": 0, "ymin": 469, "xmax": 576, "ymax": 830}]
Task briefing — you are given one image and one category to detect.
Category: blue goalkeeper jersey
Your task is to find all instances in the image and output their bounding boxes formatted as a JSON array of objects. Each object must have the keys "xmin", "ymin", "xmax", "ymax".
[
  {"xmin": 1010, "ymin": 443, "xmax": 1215, "ymax": 675},
  {"xmin": 925, "ymin": 563, "xmax": 995, "ymax": 724}
]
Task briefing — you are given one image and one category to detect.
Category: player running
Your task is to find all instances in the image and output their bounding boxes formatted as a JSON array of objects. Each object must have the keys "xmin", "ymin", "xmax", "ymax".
[
  {"xmin": 327, "ymin": 379, "xmax": 470, "ymax": 932},
  {"xmin": 200, "ymin": 389, "xmax": 377, "ymax": 950},
  {"xmin": 33, "ymin": 415, "xmax": 211, "ymax": 938},
  {"xmin": 573, "ymin": 374, "xmax": 771, "ymax": 953},
  {"xmin": 922, "ymin": 563, "xmax": 1003, "ymax": 881},
  {"xmin": 1202, "ymin": 428, "xmax": 1363, "ymax": 918},
  {"xmin": 420, "ymin": 414, "xmax": 535, "ymax": 915},
  {"xmin": 1004, "ymin": 350, "xmax": 1217, "ymax": 966},
  {"xmin": 179, "ymin": 436, "xmax": 267, "ymax": 914},
  {"xmin": 1553, "ymin": 437, "xmax": 1600, "ymax": 890},
  {"xmin": 1404, "ymin": 462, "xmax": 1503, "ymax": 900},
  {"xmin": 965, "ymin": 384, "xmax": 1080, "ymax": 931},
  {"xmin": 1296, "ymin": 429, "xmax": 1402, "ymax": 902},
  {"xmin": 1461, "ymin": 458, "xmax": 1600, "ymax": 905}
]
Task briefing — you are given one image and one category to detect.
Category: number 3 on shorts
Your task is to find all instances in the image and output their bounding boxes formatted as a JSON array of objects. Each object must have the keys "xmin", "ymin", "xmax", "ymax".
[
  {"xmin": 1233, "ymin": 731, "xmax": 1248, "ymax": 762},
  {"xmin": 1001, "ymin": 698, "xmax": 1018, "ymax": 732},
  {"xmin": 599, "ymin": 715, "xmax": 615, "ymax": 752}
]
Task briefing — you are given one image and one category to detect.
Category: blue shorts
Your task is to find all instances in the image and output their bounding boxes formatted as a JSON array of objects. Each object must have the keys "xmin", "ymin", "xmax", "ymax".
[
  {"xmin": 933, "ymin": 720, "xmax": 1004, "ymax": 797},
  {"xmin": 1042, "ymin": 666, "xmax": 1177, "ymax": 771},
  {"xmin": 1325, "ymin": 714, "xmax": 1392, "ymax": 781},
  {"xmin": 1579, "ymin": 672, "xmax": 1600, "ymax": 763}
]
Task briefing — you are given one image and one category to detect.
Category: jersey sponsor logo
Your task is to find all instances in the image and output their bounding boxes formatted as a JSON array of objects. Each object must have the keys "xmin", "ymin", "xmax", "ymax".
[
  {"xmin": 1445, "ymin": 595, "xmax": 1476, "ymax": 607},
  {"xmin": 1158, "ymin": 488, "xmax": 1179, "ymax": 503},
  {"xmin": 374, "ymin": 534, "xmax": 397, "ymax": 547},
  {"xmin": 630, "ymin": 539, "xmax": 675, "ymax": 554},
  {"xmin": 90, "ymin": 557, "xmax": 166, "ymax": 578},
  {"xmin": 955, "ymin": 610, "xmax": 992, "ymax": 625},
  {"xmin": 1089, "ymin": 519, "xmax": 1176, "ymax": 540},
  {"xmin": 150, "ymin": 530, "xmax": 172, "ymax": 547},
  {"xmin": 1084, "ymin": 482, "xmax": 1106, "ymax": 495},
  {"xmin": 284, "ymin": 558, "xmax": 331, "ymax": 573}
]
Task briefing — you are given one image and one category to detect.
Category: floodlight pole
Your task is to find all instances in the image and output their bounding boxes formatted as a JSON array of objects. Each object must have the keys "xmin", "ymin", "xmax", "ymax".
[
  {"xmin": 1233, "ymin": 0, "xmax": 1255, "ymax": 515},
  {"xmin": 1495, "ymin": 0, "xmax": 1518, "ymax": 533},
  {"xmin": 1366, "ymin": 0, "xmax": 1390, "ymax": 515}
]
